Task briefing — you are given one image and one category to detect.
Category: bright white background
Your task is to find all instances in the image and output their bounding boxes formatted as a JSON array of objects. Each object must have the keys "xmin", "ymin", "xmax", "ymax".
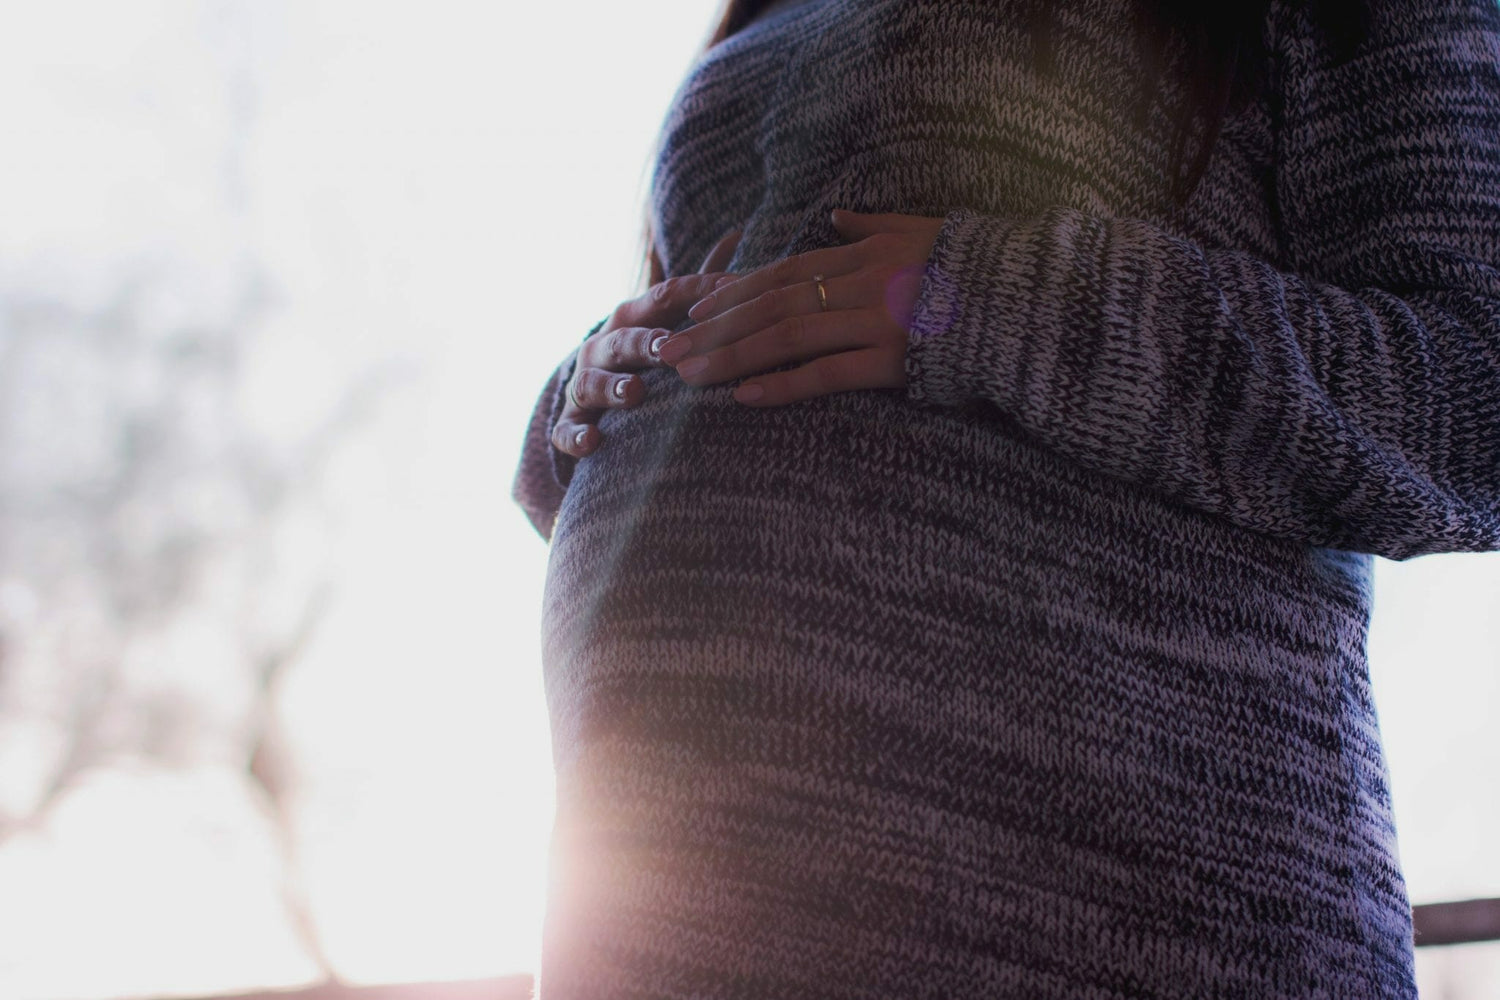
[{"xmin": 0, "ymin": 2, "xmax": 1494, "ymax": 997}]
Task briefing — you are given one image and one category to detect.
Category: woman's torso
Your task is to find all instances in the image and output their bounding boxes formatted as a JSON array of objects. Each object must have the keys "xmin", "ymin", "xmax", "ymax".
[{"xmin": 539, "ymin": 2, "xmax": 1414, "ymax": 997}]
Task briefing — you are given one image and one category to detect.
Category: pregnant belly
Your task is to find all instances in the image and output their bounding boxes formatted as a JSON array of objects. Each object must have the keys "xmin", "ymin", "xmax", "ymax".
[
  {"xmin": 538, "ymin": 370, "xmax": 1322, "ymax": 764},
  {"xmin": 541, "ymin": 376, "xmax": 1032, "ymax": 738},
  {"xmin": 533, "ymin": 375, "xmax": 1379, "ymax": 998}
]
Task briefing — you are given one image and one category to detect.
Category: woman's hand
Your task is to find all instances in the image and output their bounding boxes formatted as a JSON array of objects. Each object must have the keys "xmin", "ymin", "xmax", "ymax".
[
  {"xmin": 659, "ymin": 209, "xmax": 945, "ymax": 406},
  {"xmin": 553, "ymin": 228, "xmax": 742, "ymax": 458}
]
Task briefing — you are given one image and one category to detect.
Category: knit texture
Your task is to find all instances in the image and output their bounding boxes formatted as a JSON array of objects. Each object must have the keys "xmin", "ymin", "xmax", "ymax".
[{"xmin": 515, "ymin": 1, "xmax": 1500, "ymax": 996}]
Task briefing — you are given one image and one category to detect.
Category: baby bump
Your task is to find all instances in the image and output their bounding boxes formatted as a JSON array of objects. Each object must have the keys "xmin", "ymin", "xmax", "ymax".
[
  {"xmin": 544, "ymin": 377, "xmax": 1023, "ymax": 671},
  {"xmin": 538, "ymin": 370, "xmax": 1200, "ymax": 781},
  {"xmin": 537, "ymin": 377, "xmax": 1046, "ymax": 994},
  {"xmin": 535, "ymin": 373, "xmax": 1380, "ymax": 996}
]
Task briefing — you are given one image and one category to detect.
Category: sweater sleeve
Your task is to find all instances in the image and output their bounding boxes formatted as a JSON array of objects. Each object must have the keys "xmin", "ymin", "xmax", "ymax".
[{"xmin": 905, "ymin": 0, "xmax": 1500, "ymax": 560}]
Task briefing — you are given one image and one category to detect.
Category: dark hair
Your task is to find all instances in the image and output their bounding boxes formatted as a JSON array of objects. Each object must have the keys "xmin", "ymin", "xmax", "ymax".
[{"xmin": 645, "ymin": 0, "xmax": 1371, "ymax": 284}]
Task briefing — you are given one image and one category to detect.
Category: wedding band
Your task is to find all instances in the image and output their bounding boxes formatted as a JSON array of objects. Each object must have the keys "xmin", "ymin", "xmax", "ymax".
[
  {"xmin": 568, "ymin": 374, "xmax": 584, "ymax": 408},
  {"xmin": 813, "ymin": 274, "xmax": 829, "ymax": 312}
]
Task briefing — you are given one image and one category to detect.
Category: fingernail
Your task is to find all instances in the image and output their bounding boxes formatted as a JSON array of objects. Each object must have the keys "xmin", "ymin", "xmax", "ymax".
[
  {"xmin": 688, "ymin": 295, "xmax": 715, "ymax": 320},
  {"xmin": 649, "ymin": 333, "xmax": 669, "ymax": 359},
  {"xmin": 657, "ymin": 336, "xmax": 691, "ymax": 364},
  {"xmin": 677, "ymin": 356, "xmax": 708, "ymax": 378},
  {"xmin": 714, "ymin": 275, "xmax": 736, "ymax": 289},
  {"xmin": 574, "ymin": 429, "xmax": 587, "ymax": 448},
  {"xmin": 734, "ymin": 383, "xmax": 764, "ymax": 403},
  {"xmin": 612, "ymin": 377, "xmax": 630, "ymax": 399}
]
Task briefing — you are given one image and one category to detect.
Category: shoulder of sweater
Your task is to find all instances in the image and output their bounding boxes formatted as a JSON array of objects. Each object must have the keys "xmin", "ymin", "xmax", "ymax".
[{"xmin": 1271, "ymin": 0, "xmax": 1500, "ymax": 60}]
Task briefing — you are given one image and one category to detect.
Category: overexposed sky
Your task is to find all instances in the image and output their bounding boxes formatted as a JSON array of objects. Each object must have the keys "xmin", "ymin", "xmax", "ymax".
[
  {"xmin": 0, "ymin": 2, "xmax": 1495, "ymax": 997},
  {"xmin": 0, "ymin": 2, "xmax": 718, "ymax": 993}
]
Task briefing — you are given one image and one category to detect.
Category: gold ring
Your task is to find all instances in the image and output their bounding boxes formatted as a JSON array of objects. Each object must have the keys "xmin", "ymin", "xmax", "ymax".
[{"xmin": 813, "ymin": 274, "xmax": 828, "ymax": 312}]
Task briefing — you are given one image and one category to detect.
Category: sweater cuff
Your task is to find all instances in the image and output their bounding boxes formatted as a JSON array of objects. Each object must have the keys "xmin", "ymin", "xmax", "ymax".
[{"xmin": 905, "ymin": 210, "xmax": 1034, "ymax": 411}]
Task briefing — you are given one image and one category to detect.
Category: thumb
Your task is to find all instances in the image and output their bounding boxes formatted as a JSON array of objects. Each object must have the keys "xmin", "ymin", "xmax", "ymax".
[
  {"xmin": 831, "ymin": 208, "xmax": 933, "ymax": 239},
  {"xmin": 698, "ymin": 227, "xmax": 743, "ymax": 274}
]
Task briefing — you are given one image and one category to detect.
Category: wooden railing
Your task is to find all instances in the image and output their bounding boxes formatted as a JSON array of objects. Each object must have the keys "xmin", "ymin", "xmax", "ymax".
[
  {"xmin": 179, "ymin": 976, "xmax": 534, "ymax": 1000},
  {"xmin": 170, "ymin": 898, "xmax": 1500, "ymax": 1000},
  {"xmin": 1413, "ymin": 896, "xmax": 1500, "ymax": 947}
]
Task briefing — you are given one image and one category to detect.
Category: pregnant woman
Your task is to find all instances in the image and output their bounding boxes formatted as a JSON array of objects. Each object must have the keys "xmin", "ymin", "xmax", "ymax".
[{"xmin": 514, "ymin": 0, "xmax": 1500, "ymax": 996}]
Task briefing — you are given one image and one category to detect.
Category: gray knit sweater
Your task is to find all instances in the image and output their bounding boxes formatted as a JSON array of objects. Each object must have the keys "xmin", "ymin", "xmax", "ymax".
[{"xmin": 514, "ymin": 1, "xmax": 1500, "ymax": 996}]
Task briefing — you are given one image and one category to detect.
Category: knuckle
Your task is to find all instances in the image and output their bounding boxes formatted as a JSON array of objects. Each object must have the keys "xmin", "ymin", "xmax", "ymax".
[
  {"xmin": 869, "ymin": 266, "xmax": 902, "ymax": 301},
  {"xmin": 873, "ymin": 324, "xmax": 901, "ymax": 352},
  {"xmin": 628, "ymin": 327, "xmax": 650, "ymax": 362},
  {"xmin": 830, "ymin": 352, "xmax": 859, "ymax": 381},
  {"xmin": 589, "ymin": 369, "xmax": 610, "ymax": 402},
  {"xmin": 864, "ymin": 232, "xmax": 901, "ymax": 257},
  {"xmin": 605, "ymin": 330, "xmax": 627, "ymax": 369},
  {"xmin": 762, "ymin": 285, "xmax": 791, "ymax": 317},
  {"xmin": 801, "ymin": 362, "xmax": 828, "ymax": 397},
  {"xmin": 576, "ymin": 369, "xmax": 599, "ymax": 405},
  {"xmin": 772, "ymin": 315, "xmax": 802, "ymax": 353},
  {"xmin": 767, "ymin": 257, "xmax": 796, "ymax": 284}
]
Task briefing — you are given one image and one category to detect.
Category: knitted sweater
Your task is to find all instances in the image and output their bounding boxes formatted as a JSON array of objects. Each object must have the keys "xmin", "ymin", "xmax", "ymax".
[{"xmin": 514, "ymin": 1, "xmax": 1500, "ymax": 996}]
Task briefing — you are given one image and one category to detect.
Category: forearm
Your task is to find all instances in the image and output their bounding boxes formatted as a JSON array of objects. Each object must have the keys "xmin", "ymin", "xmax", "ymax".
[{"xmin": 906, "ymin": 206, "xmax": 1500, "ymax": 559}]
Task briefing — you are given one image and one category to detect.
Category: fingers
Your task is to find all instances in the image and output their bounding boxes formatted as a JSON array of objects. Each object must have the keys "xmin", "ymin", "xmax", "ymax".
[
  {"xmin": 830, "ymin": 208, "xmax": 941, "ymax": 237},
  {"xmin": 550, "ymin": 364, "xmax": 637, "ymax": 460},
  {"xmin": 669, "ymin": 270, "xmax": 863, "ymax": 359},
  {"xmin": 673, "ymin": 306, "xmax": 885, "ymax": 388},
  {"xmin": 613, "ymin": 271, "xmax": 732, "ymax": 330},
  {"xmin": 581, "ymin": 324, "xmax": 673, "ymax": 373},
  {"xmin": 551, "ymin": 364, "xmax": 641, "ymax": 460},
  {"xmin": 685, "ymin": 212, "xmax": 942, "ymax": 327},
  {"xmin": 554, "ymin": 324, "xmax": 668, "ymax": 460},
  {"xmin": 568, "ymin": 363, "xmax": 648, "ymax": 409},
  {"xmin": 698, "ymin": 228, "xmax": 743, "ymax": 274},
  {"xmin": 552, "ymin": 417, "xmax": 598, "ymax": 459},
  {"xmin": 558, "ymin": 250, "xmax": 742, "ymax": 462},
  {"xmin": 687, "ymin": 243, "xmax": 861, "ymax": 323},
  {"xmin": 732, "ymin": 347, "xmax": 905, "ymax": 407}
]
